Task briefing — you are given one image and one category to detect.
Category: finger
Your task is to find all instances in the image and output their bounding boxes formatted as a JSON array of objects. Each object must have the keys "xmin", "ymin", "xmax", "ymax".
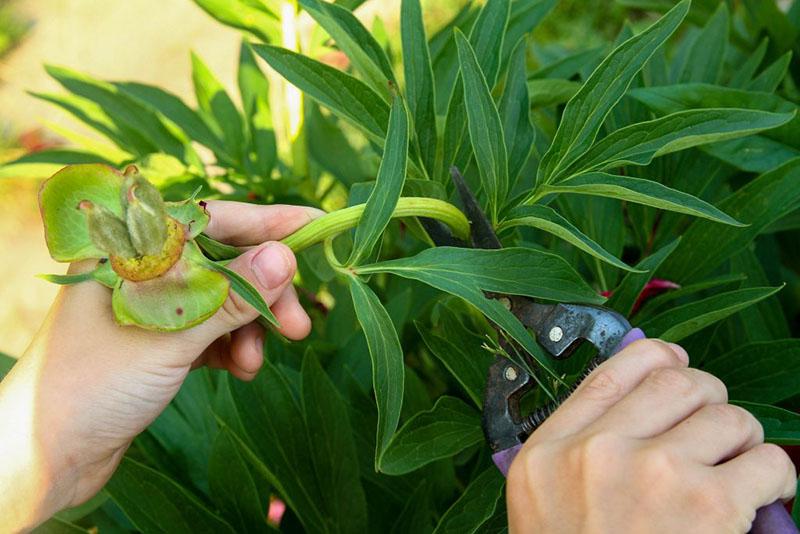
[
  {"xmin": 191, "ymin": 335, "xmax": 231, "ymax": 370},
  {"xmin": 717, "ymin": 443, "xmax": 796, "ymax": 511},
  {"xmin": 229, "ymin": 322, "xmax": 265, "ymax": 381},
  {"xmin": 271, "ymin": 286, "xmax": 312, "ymax": 340},
  {"xmin": 531, "ymin": 339, "xmax": 689, "ymax": 442},
  {"xmin": 204, "ymin": 201, "xmax": 325, "ymax": 246},
  {"xmin": 590, "ymin": 367, "xmax": 727, "ymax": 438},
  {"xmin": 192, "ymin": 242, "xmax": 296, "ymax": 344},
  {"xmin": 654, "ymin": 403, "xmax": 763, "ymax": 465}
]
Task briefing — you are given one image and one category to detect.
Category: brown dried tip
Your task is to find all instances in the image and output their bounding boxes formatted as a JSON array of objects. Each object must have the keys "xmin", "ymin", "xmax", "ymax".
[
  {"xmin": 77, "ymin": 199, "xmax": 94, "ymax": 211},
  {"xmin": 123, "ymin": 164, "xmax": 139, "ymax": 176}
]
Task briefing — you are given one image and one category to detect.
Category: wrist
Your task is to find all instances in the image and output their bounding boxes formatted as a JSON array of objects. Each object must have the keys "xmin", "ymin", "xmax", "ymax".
[{"xmin": 0, "ymin": 354, "xmax": 80, "ymax": 531}]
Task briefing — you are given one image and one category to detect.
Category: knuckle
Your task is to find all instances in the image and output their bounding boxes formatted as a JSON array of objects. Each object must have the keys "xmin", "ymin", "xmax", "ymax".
[
  {"xmin": 758, "ymin": 443, "xmax": 794, "ymax": 474},
  {"xmin": 637, "ymin": 339, "xmax": 685, "ymax": 367},
  {"xmin": 693, "ymin": 369, "xmax": 729, "ymax": 402},
  {"xmin": 645, "ymin": 367, "xmax": 696, "ymax": 395},
  {"xmin": 638, "ymin": 446, "xmax": 680, "ymax": 483},
  {"xmin": 579, "ymin": 432, "xmax": 625, "ymax": 466},
  {"xmin": 686, "ymin": 482, "xmax": 737, "ymax": 523},
  {"xmin": 706, "ymin": 403, "xmax": 752, "ymax": 431},
  {"xmin": 581, "ymin": 368, "xmax": 624, "ymax": 403},
  {"xmin": 220, "ymin": 292, "xmax": 255, "ymax": 327}
]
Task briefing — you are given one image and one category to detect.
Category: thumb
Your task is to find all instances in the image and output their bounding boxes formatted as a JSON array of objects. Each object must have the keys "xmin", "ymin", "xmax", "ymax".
[{"xmin": 193, "ymin": 241, "xmax": 296, "ymax": 344}]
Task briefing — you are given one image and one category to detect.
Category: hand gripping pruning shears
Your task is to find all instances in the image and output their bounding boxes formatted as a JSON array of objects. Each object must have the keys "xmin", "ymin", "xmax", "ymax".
[{"xmin": 423, "ymin": 168, "xmax": 795, "ymax": 534}]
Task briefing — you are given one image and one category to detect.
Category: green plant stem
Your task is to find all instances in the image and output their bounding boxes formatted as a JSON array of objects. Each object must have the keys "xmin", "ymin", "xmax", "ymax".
[{"xmin": 281, "ymin": 197, "xmax": 470, "ymax": 252}]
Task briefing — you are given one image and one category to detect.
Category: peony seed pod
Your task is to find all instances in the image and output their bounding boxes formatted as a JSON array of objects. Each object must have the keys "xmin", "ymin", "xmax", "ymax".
[
  {"xmin": 125, "ymin": 175, "xmax": 168, "ymax": 257},
  {"xmin": 78, "ymin": 200, "xmax": 137, "ymax": 259}
]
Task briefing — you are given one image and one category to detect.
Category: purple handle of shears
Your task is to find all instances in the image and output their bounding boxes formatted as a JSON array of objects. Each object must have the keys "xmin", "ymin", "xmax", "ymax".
[{"xmin": 490, "ymin": 328, "xmax": 798, "ymax": 533}]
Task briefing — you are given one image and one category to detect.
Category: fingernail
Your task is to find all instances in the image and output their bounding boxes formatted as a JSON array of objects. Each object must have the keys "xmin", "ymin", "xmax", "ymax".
[
  {"xmin": 304, "ymin": 206, "xmax": 326, "ymax": 219},
  {"xmin": 667, "ymin": 342, "xmax": 689, "ymax": 364},
  {"xmin": 252, "ymin": 242, "xmax": 292, "ymax": 289}
]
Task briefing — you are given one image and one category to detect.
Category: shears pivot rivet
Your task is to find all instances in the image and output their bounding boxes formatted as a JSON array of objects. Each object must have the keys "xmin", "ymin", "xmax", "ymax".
[{"xmin": 549, "ymin": 326, "xmax": 564, "ymax": 343}]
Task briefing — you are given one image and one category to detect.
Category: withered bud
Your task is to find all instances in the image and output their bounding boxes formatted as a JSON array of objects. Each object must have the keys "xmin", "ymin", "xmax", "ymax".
[
  {"xmin": 125, "ymin": 176, "xmax": 168, "ymax": 257},
  {"xmin": 78, "ymin": 200, "xmax": 137, "ymax": 259}
]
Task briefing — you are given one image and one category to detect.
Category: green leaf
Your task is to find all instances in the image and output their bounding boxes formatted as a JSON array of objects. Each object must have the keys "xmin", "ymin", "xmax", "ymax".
[
  {"xmin": 503, "ymin": 0, "xmax": 557, "ymax": 62},
  {"xmin": 729, "ymin": 37, "xmax": 768, "ymax": 89},
  {"xmin": 638, "ymin": 286, "xmax": 783, "ymax": 342},
  {"xmin": 37, "ymin": 262, "xmax": 120, "ymax": 289},
  {"xmin": 704, "ymin": 340, "xmax": 800, "ymax": 404},
  {"xmin": 417, "ymin": 322, "xmax": 491, "ymax": 407},
  {"xmin": 191, "ymin": 53, "xmax": 245, "ymax": 162},
  {"xmin": 541, "ymin": 172, "xmax": 744, "ymax": 226},
  {"xmin": 455, "ymin": 30, "xmax": 509, "ymax": 221},
  {"xmin": 606, "ymin": 238, "xmax": 681, "ymax": 317},
  {"xmin": 300, "ymin": 0, "xmax": 394, "ymax": 98},
  {"xmin": 380, "ymin": 396, "xmax": 483, "ymax": 475},
  {"xmin": 500, "ymin": 205, "xmax": 638, "ymax": 272},
  {"xmin": 742, "ymin": 0, "xmax": 798, "ymax": 52},
  {"xmin": 356, "ymin": 246, "xmax": 603, "ymax": 304},
  {"xmin": 0, "ymin": 352, "xmax": 16, "ymax": 380},
  {"xmin": 238, "ymin": 42, "xmax": 277, "ymax": 177},
  {"xmin": 348, "ymin": 276, "xmax": 405, "ymax": 467},
  {"xmin": 193, "ymin": 0, "xmax": 280, "ymax": 43},
  {"xmin": 500, "ymin": 39, "xmax": 535, "ymax": 186},
  {"xmin": 253, "ymin": 44, "xmax": 389, "ymax": 141},
  {"xmin": 112, "ymin": 243, "xmax": 230, "ymax": 331},
  {"xmin": 46, "ymin": 65, "xmax": 192, "ymax": 162},
  {"xmin": 0, "ymin": 150, "xmax": 114, "ymax": 180},
  {"xmin": 195, "ymin": 234, "xmax": 242, "ymax": 261},
  {"xmin": 209, "ymin": 428, "xmax": 273, "ymax": 533},
  {"xmin": 301, "ymin": 353, "xmax": 369, "ymax": 532},
  {"xmin": 203, "ymin": 258, "xmax": 279, "ymax": 328},
  {"xmin": 348, "ymin": 97, "xmax": 409, "ymax": 265},
  {"xmin": 747, "ymin": 51, "xmax": 792, "ymax": 93},
  {"xmin": 114, "ymin": 81, "xmax": 229, "ymax": 161},
  {"xmin": 306, "ymin": 104, "xmax": 370, "ymax": 186},
  {"xmin": 432, "ymin": 467, "xmax": 505, "ymax": 534},
  {"xmin": 530, "ymin": 46, "xmax": 605, "ymax": 79},
  {"xmin": 401, "ymin": 0, "xmax": 437, "ymax": 175},
  {"xmin": 662, "ymin": 158, "xmax": 800, "ymax": 281},
  {"xmin": 33, "ymin": 517, "xmax": 90, "ymax": 534},
  {"xmin": 105, "ymin": 456, "xmax": 236, "ymax": 533},
  {"xmin": 440, "ymin": 0, "xmax": 511, "ymax": 177},
  {"xmin": 678, "ymin": 2, "xmax": 728, "ymax": 84},
  {"xmin": 734, "ymin": 401, "xmax": 800, "ymax": 445},
  {"xmin": 527, "ymin": 79, "xmax": 581, "ymax": 108},
  {"xmin": 635, "ymin": 273, "xmax": 746, "ymax": 322},
  {"xmin": 563, "ymin": 109, "xmax": 793, "ymax": 177},
  {"xmin": 702, "ymin": 135, "xmax": 800, "ymax": 174},
  {"xmin": 537, "ymin": 0, "xmax": 690, "ymax": 183},
  {"xmin": 628, "ymin": 83, "xmax": 799, "ymax": 147}
]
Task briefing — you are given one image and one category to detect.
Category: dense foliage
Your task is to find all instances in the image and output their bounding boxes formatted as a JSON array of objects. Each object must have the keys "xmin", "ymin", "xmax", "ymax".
[{"xmin": 3, "ymin": 0, "xmax": 800, "ymax": 531}]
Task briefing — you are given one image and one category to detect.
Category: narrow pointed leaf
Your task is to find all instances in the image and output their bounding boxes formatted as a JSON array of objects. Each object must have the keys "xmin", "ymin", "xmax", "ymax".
[
  {"xmin": 747, "ymin": 51, "xmax": 792, "ymax": 93},
  {"xmin": 734, "ymin": 402, "xmax": 800, "ymax": 445},
  {"xmin": 356, "ymin": 246, "xmax": 603, "ymax": 304},
  {"xmin": 500, "ymin": 205, "xmax": 638, "ymax": 272},
  {"xmin": 638, "ymin": 286, "xmax": 783, "ymax": 342},
  {"xmin": 500, "ymin": 39, "xmax": 535, "ymax": 185},
  {"xmin": 105, "ymin": 457, "xmax": 236, "ymax": 533},
  {"xmin": 416, "ymin": 323, "xmax": 491, "ymax": 407},
  {"xmin": 348, "ymin": 277, "xmax": 405, "ymax": 467},
  {"xmin": 455, "ymin": 30, "xmax": 509, "ymax": 220},
  {"xmin": 678, "ymin": 2, "xmax": 728, "ymax": 84},
  {"xmin": 300, "ymin": 0, "xmax": 395, "ymax": 98},
  {"xmin": 193, "ymin": 0, "xmax": 280, "ymax": 42},
  {"xmin": 542, "ymin": 172, "xmax": 744, "ymax": 226},
  {"xmin": 704, "ymin": 340, "xmax": 800, "ymax": 404},
  {"xmin": 729, "ymin": 37, "xmax": 768, "ymax": 89},
  {"xmin": 348, "ymin": 97, "xmax": 409, "ymax": 265},
  {"xmin": 432, "ymin": 467, "xmax": 505, "ymax": 534},
  {"xmin": 203, "ymin": 259, "xmax": 280, "ymax": 328},
  {"xmin": 380, "ymin": 396, "xmax": 483, "ymax": 475},
  {"xmin": 538, "ymin": 0, "xmax": 690, "ymax": 182},
  {"xmin": 191, "ymin": 53, "xmax": 245, "ymax": 161},
  {"xmin": 401, "ymin": 0, "xmax": 437, "ymax": 174},
  {"xmin": 662, "ymin": 158, "xmax": 800, "ymax": 281},
  {"xmin": 606, "ymin": 238, "xmax": 681, "ymax": 317},
  {"xmin": 253, "ymin": 44, "xmax": 389, "ymax": 141},
  {"xmin": 563, "ymin": 109, "xmax": 793, "ymax": 177},
  {"xmin": 503, "ymin": 0, "xmax": 557, "ymax": 62}
]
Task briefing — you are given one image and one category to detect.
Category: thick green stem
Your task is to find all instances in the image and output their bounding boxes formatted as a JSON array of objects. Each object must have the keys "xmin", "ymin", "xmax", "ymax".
[{"xmin": 281, "ymin": 197, "xmax": 470, "ymax": 252}]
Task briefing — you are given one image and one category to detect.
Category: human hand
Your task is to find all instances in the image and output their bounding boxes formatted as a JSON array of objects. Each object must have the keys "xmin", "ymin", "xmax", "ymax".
[
  {"xmin": 0, "ymin": 201, "xmax": 321, "ymax": 531},
  {"xmin": 506, "ymin": 339, "xmax": 797, "ymax": 534}
]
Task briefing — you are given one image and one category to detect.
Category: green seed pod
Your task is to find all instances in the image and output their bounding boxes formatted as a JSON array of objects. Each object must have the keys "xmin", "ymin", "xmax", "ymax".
[
  {"xmin": 78, "ymin": 200, "xmax": 137, "ymax": 259},
  {"xmin": 126, "ymin": 176, "xmax": 169, "ymax": 257}
]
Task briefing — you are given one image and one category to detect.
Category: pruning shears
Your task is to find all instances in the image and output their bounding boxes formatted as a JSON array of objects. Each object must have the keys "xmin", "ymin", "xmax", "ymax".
[{"xmin": 424, "ymin": 167, "xmax": 795, "ymax": 534}]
